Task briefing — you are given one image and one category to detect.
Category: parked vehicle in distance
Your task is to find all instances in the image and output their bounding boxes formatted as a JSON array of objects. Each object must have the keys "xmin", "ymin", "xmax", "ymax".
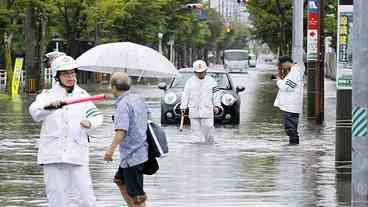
[
  {"xmin": 158, "ymin": 68, "xmax": 245, "ymax": 125},
  {"xmin": 223, "ymin": 49, "xmax": 249, "ymax": 73}
]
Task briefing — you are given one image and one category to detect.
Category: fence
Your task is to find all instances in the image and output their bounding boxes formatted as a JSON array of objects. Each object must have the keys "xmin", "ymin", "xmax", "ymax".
[
  {"xmin": 0, "ymin": 70, "xmax": 6, "ymax": 90},
  {"xmin": 0, "ymin": 69, "xmax": 26, "ymax": 93}
]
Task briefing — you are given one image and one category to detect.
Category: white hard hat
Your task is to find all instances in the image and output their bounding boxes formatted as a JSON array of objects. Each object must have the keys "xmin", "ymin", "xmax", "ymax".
[
  {"xmin": 45, "ymin": 51, "xmax": 66, "ymax": 63},
  {"xmin": 193, "ymin": 60, "xmax": 208, "ymax": 72},
  {"xmin": 51, "ymin": 56, "xmax": 78, "ymax": 77}
]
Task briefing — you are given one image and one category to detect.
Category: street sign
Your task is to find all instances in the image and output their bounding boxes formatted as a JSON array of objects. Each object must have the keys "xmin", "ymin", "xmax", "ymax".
[
  {"xmin": 11, "ymin": 57, "xmax": 24, "ymax": 97},
  {"xmin": 307, "ymin": 29, "xmax": 318, "ymax": 61},
  {"xmin": 307, "ymin": 0, "xmax": 320, "ymax": 61},
  {"xmin": 336, "ymin": 5, "xmax": 353, "ymax": 90}
]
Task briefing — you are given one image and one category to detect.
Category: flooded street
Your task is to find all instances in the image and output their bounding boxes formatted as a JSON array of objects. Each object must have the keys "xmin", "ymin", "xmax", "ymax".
[{"xmin": 0, "ymin": 67, "xmax": 351, "ymax": 207}]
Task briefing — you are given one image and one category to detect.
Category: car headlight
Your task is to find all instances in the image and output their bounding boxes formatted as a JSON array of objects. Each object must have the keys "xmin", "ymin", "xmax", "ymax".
[
  {"xmin": 221, "ymin": 94, "xmax": 237, "ymax": 106},
  {"xmin": 164, "ymin": 92, "xmax": 177, "ymax": 105}
]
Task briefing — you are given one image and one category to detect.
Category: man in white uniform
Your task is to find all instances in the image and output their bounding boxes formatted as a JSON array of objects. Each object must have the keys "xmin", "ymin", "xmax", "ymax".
[
  {"xmin": 180, "ymin": 60, "xmax": 221, "ymax": 143},
  {"xmin": 29, "ymin": 55, "xmax": 103, "ymax": 206},
  {"xmin": 273, "ymin": 56, "xmax": 304, "ymax": 145}
]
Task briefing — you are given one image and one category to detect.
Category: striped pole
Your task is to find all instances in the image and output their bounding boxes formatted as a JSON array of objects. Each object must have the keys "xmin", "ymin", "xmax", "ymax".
[{"xmin": 352, "ymin": 0, "xmax": 368, "ymax": 204}]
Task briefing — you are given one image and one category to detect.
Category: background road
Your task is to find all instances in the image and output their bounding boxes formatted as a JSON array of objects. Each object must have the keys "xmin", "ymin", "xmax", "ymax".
[{"xmin": 0, "ymin": 65, "xmax": 351, "ymax": 207}]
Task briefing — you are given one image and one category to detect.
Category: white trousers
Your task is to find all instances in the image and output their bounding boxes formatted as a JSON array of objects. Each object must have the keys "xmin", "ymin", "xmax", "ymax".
[
  {"xmin": 190, "ymin": 118, "xmax": 215, "ymax": 143},
  {"xmin": 43, "ymin": 163, "xmax": 96, "ymax": 207}
]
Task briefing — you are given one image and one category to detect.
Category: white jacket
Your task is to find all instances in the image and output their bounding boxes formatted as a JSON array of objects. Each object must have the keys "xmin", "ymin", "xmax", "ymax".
[
  {"xmin": 274, "ymin": 64, "xmax": 304, "ymax": 114},
  {"xmin": 29, "ymin": 83, "xmax": 103, "ymax": 165},
  {"xmin": 181, "ymin": 75, "xmax": 221, "ymax": 118}
]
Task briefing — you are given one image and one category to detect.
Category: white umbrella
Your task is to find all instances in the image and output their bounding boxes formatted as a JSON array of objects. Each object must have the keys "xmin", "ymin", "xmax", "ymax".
[{"xmin": 76, "ymin": 42, "xmax": 178, "ymax": 76}]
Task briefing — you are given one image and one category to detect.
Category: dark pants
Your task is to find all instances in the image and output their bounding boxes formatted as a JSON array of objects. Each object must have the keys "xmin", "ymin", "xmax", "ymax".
[
  {"xmin": 282, "ymin": 111, "xmax": 300, "ymax": 144},
  {"xmin": 114, "ymin": 163, "xmax": 146, "ymax": 198}
]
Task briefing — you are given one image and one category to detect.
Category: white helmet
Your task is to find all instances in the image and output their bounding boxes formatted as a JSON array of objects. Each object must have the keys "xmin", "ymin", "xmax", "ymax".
[
  {"xmin": 45, "ymin": 51, "xmax": 66, "ymax": 64},
  {"xmin": 193, "ymin": 60, "xmax": 208, "ymax": 72},
  {"xmin": 51, "ymin": 55, "xmax": 78, "ymax": 77},
  {"xmin": 51, "ymin": 55, "xmax": 78, "ymax": 73}
]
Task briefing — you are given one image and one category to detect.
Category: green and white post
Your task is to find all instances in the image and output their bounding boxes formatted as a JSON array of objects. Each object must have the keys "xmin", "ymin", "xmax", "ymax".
[{"xmin": 352, "ymin": 0, "xmax": 368, "ymax": 204}]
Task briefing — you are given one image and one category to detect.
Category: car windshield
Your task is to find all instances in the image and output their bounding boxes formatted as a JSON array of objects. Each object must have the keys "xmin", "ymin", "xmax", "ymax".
[
  {"xmin": 171, "ymin": 72, "xmax": 231, "ymax": 89},
  {"xmin": 224, "ymin": 51, "xmax": 248, "ymax": 61}
]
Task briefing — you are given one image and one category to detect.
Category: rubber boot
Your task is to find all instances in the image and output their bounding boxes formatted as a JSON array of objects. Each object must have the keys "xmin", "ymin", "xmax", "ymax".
[{"xmin": 289, "ymin": 137, "xmax": 299, "ymax": 145}]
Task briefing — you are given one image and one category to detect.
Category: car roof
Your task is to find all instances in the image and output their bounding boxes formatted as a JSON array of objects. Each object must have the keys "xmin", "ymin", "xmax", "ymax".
[
  {"xmin": 178, "ymin": 67, "xmax": 228, "ymax": 74},
  {"xmin": 224, "ymin": 49, "xmax": 249, "ymax": 52}
]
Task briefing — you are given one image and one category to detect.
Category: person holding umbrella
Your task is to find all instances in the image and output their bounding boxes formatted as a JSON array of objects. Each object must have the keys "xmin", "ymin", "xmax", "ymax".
[
  {"xmin": 180, "ymin": 60, "xmax": 222, "ymax": 143},
  {"xmin": 104, "ymin": 72, "xmax": 149, "ymax": 207},
  {"xmin": 273, "ymin": 56, "xmax": 304, "ymax": 145},
  {"xmin": 29, "ymin": 55, "xmax": 103, "ymax": 206}
]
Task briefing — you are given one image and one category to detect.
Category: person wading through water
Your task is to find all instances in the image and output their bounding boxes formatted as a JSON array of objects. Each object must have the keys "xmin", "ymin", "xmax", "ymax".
[{"xmin": 273, "ymin": 56, "xmax": 304, "ymax": 145}]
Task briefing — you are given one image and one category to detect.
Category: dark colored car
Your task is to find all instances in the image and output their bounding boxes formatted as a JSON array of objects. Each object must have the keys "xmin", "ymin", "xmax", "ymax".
[{"xmin": 158, "ymin": 68, "xmax": 245, "ymax": 125}]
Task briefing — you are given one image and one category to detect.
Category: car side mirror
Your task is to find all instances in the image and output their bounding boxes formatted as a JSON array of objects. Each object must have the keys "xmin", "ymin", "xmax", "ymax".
[
  {"xmin": 236, "ymin": 86, "xmax": 245, "ymax": 93},
  {"xmin": 158, "ymin": 82, "xmax": 167, "ymax": 90}
]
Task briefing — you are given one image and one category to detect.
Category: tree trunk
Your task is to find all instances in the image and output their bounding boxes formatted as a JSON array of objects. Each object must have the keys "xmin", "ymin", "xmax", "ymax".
[
  {"xmin": 183, "ymin": 45, "xmax": 187, "ymax": 68},
  {"xmin": 39, "ymin": 15, "xmax": 48, "ymax": 90},
  {"xmin": 25, "ymin": 3, "xmax": 40, "ymax": 92},
  {"xmin": 276, "ymin": 0, "xmax": 287, "ymax": 55},
  {"xmin": 4, "ymin": 32, "xmax": 13, "ymax": 96}
]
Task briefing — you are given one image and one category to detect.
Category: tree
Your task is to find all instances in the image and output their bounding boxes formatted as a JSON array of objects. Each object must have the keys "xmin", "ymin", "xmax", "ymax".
[
  {"xmin": 23, "ymin": 0, "xmax": 50, "ymax": 91},
  {"xmin": 111, "ymin": 0, "xmax": 166, "ymax": 45},
  {"xmin": 324, "ymin": 0, "xmax": 337, "ymax": 49},
  {"xmin": 50, "ymin": 0, "xmax": 94, "ymax": 57},
  {"xmin": 247, "ymin": 0, "xmax": 337, "ymax": 55},
  {"xmin": 0, "ymin": 0, "xmax": 25, "ymax": 94},
  {"xmin": 247, "ymin": 0, "xmax": 293, "ymax": 55}
]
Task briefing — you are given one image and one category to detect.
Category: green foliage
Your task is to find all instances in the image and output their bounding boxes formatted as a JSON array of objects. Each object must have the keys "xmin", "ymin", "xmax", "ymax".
[
  {"xmin": 324, "ymin": 0, "xmax": 337, "ymax": 49},
  {"xmin": 111, "ymin": 0, "xmax": 166, "ymax": 44},
  {"xmin": 248, "ymin": 0, "xmax": 338, "ymax": 54},
  {"xmin": 0, "ymin": 0, "xmax": 253, "ymax": 66},
  {"xmin": 247, "ymin": 0, "xmax": 292, "ymax": 55}
]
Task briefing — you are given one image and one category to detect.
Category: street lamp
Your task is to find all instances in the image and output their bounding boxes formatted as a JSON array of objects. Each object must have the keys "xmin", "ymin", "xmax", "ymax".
[
  {"xmin": 168, "ymin": 35, "xmax": 175, "ymax": 63},
  {"xmin": 51, "ymin": 33, "xmax": 63, "ymax": 52},
  {"xmin": 158, "ymin": 32, "xmax": 163, "ymax": 54}
]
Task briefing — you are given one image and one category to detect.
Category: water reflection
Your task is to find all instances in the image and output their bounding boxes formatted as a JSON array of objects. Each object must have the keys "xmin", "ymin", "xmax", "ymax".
[{"xmin": 0, "ymin": 71, "xmax": 351, "ymax": 206}]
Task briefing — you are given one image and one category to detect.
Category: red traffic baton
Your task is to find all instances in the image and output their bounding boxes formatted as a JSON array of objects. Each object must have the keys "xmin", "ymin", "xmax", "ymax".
[{"xmin": 44, "ymin": 94, "xmax": 108, "ymax": 110}]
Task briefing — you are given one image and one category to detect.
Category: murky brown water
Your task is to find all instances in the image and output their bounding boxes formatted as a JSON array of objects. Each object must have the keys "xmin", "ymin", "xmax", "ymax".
[{"xmin": 0, "ymin": 67, "xmax": 351, "ymax": 207}]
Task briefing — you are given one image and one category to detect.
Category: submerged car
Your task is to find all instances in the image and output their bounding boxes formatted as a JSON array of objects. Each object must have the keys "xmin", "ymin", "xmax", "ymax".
[{"xmin": 158, "ymin": 68, "xmax": 245, "ymax": 125}]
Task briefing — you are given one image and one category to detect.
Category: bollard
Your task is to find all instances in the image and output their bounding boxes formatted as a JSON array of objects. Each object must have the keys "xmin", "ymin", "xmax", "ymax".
[{"xmin": 26, "ymin": 79, "xmax": 37, "ymax": 94}]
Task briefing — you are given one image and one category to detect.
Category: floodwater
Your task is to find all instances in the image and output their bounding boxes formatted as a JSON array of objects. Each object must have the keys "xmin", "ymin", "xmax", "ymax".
[{"xmin": 0, "ymin": 66, "xmax": 351, "ymax": 207}]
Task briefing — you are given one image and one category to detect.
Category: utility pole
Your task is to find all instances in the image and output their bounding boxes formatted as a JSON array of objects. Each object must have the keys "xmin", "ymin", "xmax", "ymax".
[
  {"xmin": 292, "ymin": 0, "xmax": 305, "ymax": 72},
  {"xmin": 352, "ymin": 0, "xmax": 368, "ymax": 204},
  {"xmin": 317, "ymin": 0, "xmax": 325, "ymax": 124},
  {"xmin": 306, "ymin": 0, "xmax": 324, "ymax": 124},
  {"xmin": 336, "ymin": 0, "xmax": 353, "ymax": 168}
]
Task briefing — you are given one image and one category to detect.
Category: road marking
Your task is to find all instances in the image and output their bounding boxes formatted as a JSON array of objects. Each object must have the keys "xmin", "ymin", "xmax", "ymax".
[{"xmin": 353, "ymin": 107, "xmax": 368, "ymax": 137}]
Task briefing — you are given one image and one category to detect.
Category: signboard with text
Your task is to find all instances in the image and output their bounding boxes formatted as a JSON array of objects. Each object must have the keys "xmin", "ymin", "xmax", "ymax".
[
  {"xmin": 337, "ymin": 5, "xmax": 353, "ymax": 90},
  {"xmin": 307, "ymin": 0, "xmax": 320, "ymax": 61},
  {"xmin": 11, "ymin": 58, "xmax": 24, "ymax": 97}
]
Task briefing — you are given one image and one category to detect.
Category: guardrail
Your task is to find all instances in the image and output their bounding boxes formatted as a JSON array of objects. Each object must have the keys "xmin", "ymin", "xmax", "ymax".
[
  {"xmin": 0, "ymin": 70, "xmax": 7, "ymax": 90},
  {"xmin": 0, "ymin": 69, "xmax": 26, "ymax": 93}
]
